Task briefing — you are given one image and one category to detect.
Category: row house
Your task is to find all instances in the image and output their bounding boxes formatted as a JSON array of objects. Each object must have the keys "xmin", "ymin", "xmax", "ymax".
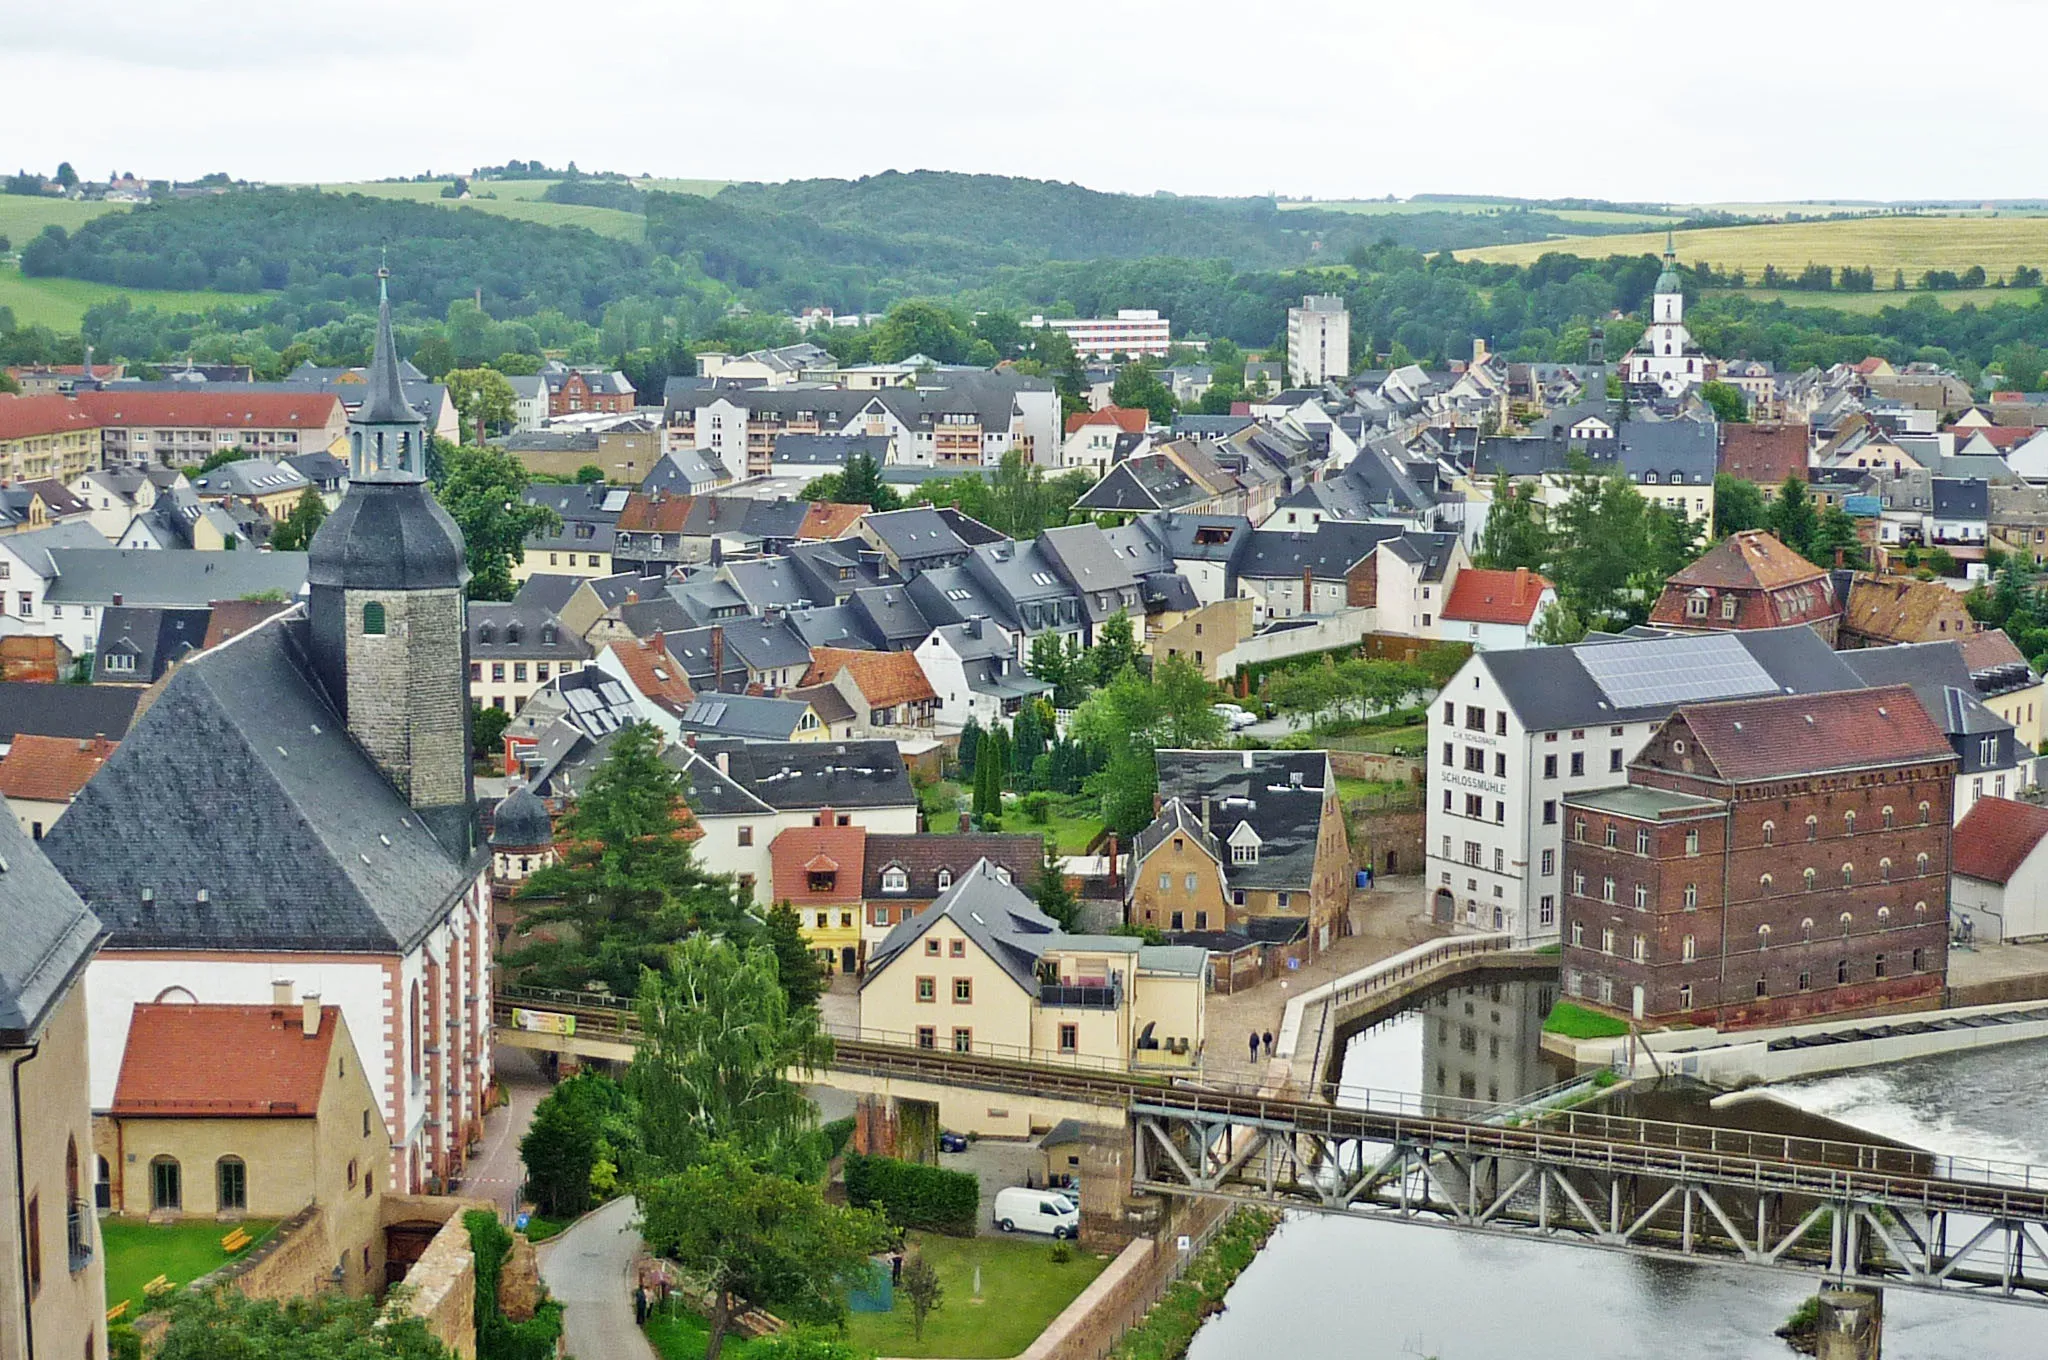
[
  {"xmin": 539, "ymin": 363, "xmax": 635, "ymax": 417},
  {"xmin": 0, "ymin": 394, "xmax": 103, "ymax": 483},
  {"xmin": 85, "ymin": 391, "xmax": 348, "ymax": 469},
  {"xmin": 1561, "ymin": 686, "xmax": 1953, "ymax": 1029}
]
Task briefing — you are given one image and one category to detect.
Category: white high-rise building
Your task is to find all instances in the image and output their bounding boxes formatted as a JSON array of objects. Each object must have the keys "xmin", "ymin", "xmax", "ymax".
[
  {"xmin": 1287, "ymin": 294, "xmax": 1350, "ymax": 387},
  {"xmin": 1025, "ymin": 310, "xmax": 1171, "ymax": 359}
]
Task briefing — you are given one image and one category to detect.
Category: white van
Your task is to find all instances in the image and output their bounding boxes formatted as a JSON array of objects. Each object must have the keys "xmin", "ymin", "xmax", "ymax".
[{"xmin": 993, "ymin": 1186, "xmax": 1079, "ymax": 1239}]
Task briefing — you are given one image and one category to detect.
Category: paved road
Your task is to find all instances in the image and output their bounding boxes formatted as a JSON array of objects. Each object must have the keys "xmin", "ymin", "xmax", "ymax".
[
  {"xmin": 539, "ymin": 1196, "xmax": 654, "ymax": 1360},
  {"xmin": 456, "ymin": 1046, "xmax": 549, "ymax": 1221}
]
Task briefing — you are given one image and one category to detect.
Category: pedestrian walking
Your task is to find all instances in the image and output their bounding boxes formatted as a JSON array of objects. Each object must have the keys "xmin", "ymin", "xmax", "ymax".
[
  {"xmin": 1248, "ymin": 1030, "xmax": 1261, "ymax": 1063},
  {"xmin": 1262, "ymin": 1030, "xmax": 1275, "ymax": 1057}
]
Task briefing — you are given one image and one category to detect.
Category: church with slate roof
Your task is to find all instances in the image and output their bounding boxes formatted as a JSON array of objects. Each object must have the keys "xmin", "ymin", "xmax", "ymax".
[{"xmin": 42, "ymin": 269, "xmax": 494, "ymax": 1194}]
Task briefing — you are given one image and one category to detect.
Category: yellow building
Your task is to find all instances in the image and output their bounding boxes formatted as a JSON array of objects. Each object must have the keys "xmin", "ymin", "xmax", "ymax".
[
  {"xmin": 859, "ymin": 859, "xmax": 1206, "ymax": 1108},
  {"xmin": 0, "ymin": 394, "xmax": 103, "ymax": 483},
  {"xmin": 1149, "ymin": 597, "xmax": 1255, "ymax": 683},
  {"xmin": 770, "ymin": 822, "xmax": 869, "ymax": 975},
  {"xmin": 101, "ymin": 994, "xmax": 393, "ymax": 1297}
]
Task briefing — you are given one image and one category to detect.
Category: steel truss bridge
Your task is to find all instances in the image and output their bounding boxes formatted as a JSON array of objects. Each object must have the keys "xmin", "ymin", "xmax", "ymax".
[{"xmin": 496, "ymin": 987, "xmax": 2048, "ymax": 1308}]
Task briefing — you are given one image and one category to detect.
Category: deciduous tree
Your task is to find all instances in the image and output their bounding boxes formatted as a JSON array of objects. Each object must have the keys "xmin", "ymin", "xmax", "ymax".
[
  {"xmin": 269, "ymin": 486, "xmax": 328, "ymax": 551},
  {"xmin": 446, "ymin": 367, "xmax": 517, "ymax": 440},
  {"xmin": 902, "ymin": 1254, "xmax": 944, "ymax": 1342},
  {"xmin": 432, "ymin": 439, "xmax": 560, "ymax": 600}
]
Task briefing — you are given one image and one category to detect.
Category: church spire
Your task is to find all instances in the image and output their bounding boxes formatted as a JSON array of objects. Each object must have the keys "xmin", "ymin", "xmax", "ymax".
[
  {"xmin": 347, "ymin": 259, "xmax": 428, "ymax": 479},
  {"xmin": 1664, "ymin": 226, "xmax": 1676, "ymax": 262}
]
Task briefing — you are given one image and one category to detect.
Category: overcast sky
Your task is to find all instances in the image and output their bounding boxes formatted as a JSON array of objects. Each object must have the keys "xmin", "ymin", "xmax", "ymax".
[{"xmin": 10, "ymin": 0, "xmax": 2046, "ymax": 204}]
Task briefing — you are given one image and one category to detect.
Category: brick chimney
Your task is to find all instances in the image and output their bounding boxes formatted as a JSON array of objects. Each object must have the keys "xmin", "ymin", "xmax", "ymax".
[
  {"xmin": 1302, "ymin": 566, "xmax": 1314, "ymax": 613},
  {"xmin": 711, "ymin": 625, "xmax": 726, "ymax": 692},
  {"xmin": 1513, "ymin": 566, "xmax": 1529, "ymax": 604}
]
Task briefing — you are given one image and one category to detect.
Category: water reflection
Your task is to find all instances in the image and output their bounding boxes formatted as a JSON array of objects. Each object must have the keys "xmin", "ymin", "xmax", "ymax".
[{"xmin": 1186, "ymin": 981, "xmax": 2048, "ymax": 1359}]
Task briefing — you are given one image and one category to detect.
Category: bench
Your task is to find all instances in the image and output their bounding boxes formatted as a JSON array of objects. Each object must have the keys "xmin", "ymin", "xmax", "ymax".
[
  {"xmin": 221, "ymin": 1228, "xmax": 251, "ymax": 1254},
  {"xmin": 105, "ymin": 1301, "xmax": 128, "ymax": 1323},
  {"xmin": 142, "ymin": 1275, "xmax": 173, "ymax": 1299}
]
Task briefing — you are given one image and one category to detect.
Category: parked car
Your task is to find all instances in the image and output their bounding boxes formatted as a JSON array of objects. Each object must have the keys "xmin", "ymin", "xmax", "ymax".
[
  {"xmin": 1212, "ymin": 703, "xmax": 1257, "ymax": 730},
  {"xmin": 993, "ymin": 1186, "xmax": 1080, "ymax": 1239},
  {"xmin": 938, "ymin": 1131, "xmax": 969, "ymax": 1153}
]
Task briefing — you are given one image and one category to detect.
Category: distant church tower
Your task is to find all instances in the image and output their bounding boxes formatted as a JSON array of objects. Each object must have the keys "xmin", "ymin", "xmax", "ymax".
[
  {"xmin": 1624, "ymin": 230, "xmax": 1704, "ymax": 398},
  {"xmin": 306, "ymin": 265, "xmax": 477, "ymax": 854}
]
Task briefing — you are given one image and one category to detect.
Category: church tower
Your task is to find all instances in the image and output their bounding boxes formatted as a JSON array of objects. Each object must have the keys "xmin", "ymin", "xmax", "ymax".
[
  {"xmin": 1625, "ymin": 229, "xmax": 1704, "ymax": 398},
  {"xmin": 306, "ymin": 266, "xmax": 477, "ymax": 855}
]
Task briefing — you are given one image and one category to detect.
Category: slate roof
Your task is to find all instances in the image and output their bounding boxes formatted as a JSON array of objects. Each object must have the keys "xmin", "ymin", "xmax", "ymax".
[
  {"xmin": 0, "ymin": 520, "xmax": 114, "ymax": 575},
  {"xmin": 1952, "ymin": 796, "xmax": 2048, "ymax": 884},
  {"xmin": 862, "ymin": 833, "xmax": 1045, "ymax": 899},
  {"xmin": 40, "ymin": 614, "xmax": 478, "ymax": 953},
  {"xmin": 0, "ymin": 811, "xmax": 103, "ymax": 1044},
  {"xmin": 1478, "ymin": 625, "xmax": 1862, "ymax": 731},
  {"xmin": 860, "ymin": 507, "xmax": 969, "ymax": 565},
  {"xmin": 188, "ymin": 458, "xmax": 311, "ymax": 501},
  {"xmin": 1074, "ymin": 455, "xmax": 1206, "ymax": 513},
  {"xmin": 847, "ymin": 587, "xmax": 934, "ymax": 649},
  {"xmin": 1151, "ymin": 750, "xmax": 1333, "ymax": 891},
  {"xmin": 772, "ymin": 433, "xmax": 891, "ymax": 467},
  {"xmin": 1237, "ymin": 521, "xmax": 1400, "ymax": 582},
  {"xmin": 688, "ymin": 739, "xmax": 915, "ymax": 811},
  {"xmin": 865, "ymin": 859, "xmax": 1062, "ymax": 992},
  {"xmin": 90, "ymin": 605, "xmax": 210, "ymax": 684},
  {"xmin": 511, "ymin": 573, "xmax": 585, "ymax": 618},
  {"xmin": 1933, "ymin": 477, "xmax": 1992, "ymax": 519},
  {"xmin": 1670, "ymin": 685, "xmax": 1954, "ymax": 784},
  {"xmin": 468, "ymin": 602, "xmax": 591, "ymax": 661},
  {"xmin": 674, "ymin": 694, "xmax": 816, "ymax": 741},
  {"xmin": 490, "ymin": 784, "xmax": 552, "ymax": 849},
  {"xmin": 112, "ymin": 1002, "xmax": 339, "ymax": 1117},
  {"xmin": 787, "ymin": 682, "xmax": 856, "ymax": 726},
  {"xmin": 42, "ymin": 548, "xmax": 310, "ymax": 607},
  {"xmin": 0, "ymin": 682, "xmax": 142, "ymax": 744}
]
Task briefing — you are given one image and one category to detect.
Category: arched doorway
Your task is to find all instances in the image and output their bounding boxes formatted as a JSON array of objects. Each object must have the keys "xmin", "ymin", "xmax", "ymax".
[{"xmin": 1432, "ymin": 889, "xmax": 1455, "ymax": 924}]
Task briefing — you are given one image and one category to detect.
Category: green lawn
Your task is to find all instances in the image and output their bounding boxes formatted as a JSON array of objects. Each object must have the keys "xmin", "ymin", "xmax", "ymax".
[
  {"xmin": 1542, "ymin": 1001, "xmax": 1631, "ymax": 1040},
  {"xmin": 0, "ymin": 195, "xmax": 130, "ymax": 247},
  {"xmin": 645, "ymin": 1310, "xmax": 778, "ymax": 1360},
  {"xmin": 0, "ymin": 261, "xmax": 267, "ymax": 332},
  {"xmin": 101, "ymin": 1217, "xmax": 276, "ymax": 1317},
  {"xmin": 1740, "ymin": 285, "xmax": 2023, "ymax": 313},
  {"xmin": 919, "ymin": 778, "xmax": 967, "ymax": 828},
  {"xmin": 1326, "ymin": 722, "xmax": 1427, "ymax": 756},
  {"xmin": 521, "ymin": 1214, "xmax": 571, "ymax": 1243},
  {"xmin": 318, "ymin": 180, "xmax": 646, "ymax": 241},
  {"xmin": 845, "ymin": 1233, "xmax": 1108, "ymax": 1359},
  {"xmin": 1334, "ymin": 776, "xmax": 1409, "ymax": 804},
  {"xmin": 1006, "ymin": 793, "xmax": 1105, "ymax": 856}
]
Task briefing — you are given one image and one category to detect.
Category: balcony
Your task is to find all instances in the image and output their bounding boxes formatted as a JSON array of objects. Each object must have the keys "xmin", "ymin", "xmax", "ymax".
[
  {"xmin": 1038, "ymin": 981, "xmax": 1123, "ymax": 1010},
  {"xmin": 67, "ymin": 1202, "xmax": 91, "ymax": 1273}
]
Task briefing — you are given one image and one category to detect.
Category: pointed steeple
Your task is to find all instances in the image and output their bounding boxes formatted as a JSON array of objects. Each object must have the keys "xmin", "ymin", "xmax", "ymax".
[
  {"xmin": 1664, "ymin": 226, "xmax": 1676, "ymax": 262},
  {"xmin": 346, "ymin": 259, "xmax": 428, "ymax": 479}
]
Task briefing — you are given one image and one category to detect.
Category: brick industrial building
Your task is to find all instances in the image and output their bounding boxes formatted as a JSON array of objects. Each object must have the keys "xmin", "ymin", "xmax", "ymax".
[{"xmin": 1561, "ymin": 685, "xmax": 1954, "ymax": 1029}]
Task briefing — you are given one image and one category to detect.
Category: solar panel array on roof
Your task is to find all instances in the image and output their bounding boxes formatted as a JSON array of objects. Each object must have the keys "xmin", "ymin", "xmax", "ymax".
[{"xmin": 1577, "ymin": 633, "xmax": 1778, "ymax": 711}]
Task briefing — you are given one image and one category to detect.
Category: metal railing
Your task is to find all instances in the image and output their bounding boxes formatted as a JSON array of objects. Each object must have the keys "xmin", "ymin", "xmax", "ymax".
[
  {"xmin": 1039, "ymin": 982, "xmax": 1124, "ymax": 1010},
  {"xmin": 66, "ymin": 1203, "xmax": 89, "ymax": 1273}
]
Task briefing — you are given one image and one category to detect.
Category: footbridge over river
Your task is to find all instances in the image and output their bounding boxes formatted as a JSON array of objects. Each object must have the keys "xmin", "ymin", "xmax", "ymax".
[{"xmin": 495, "ymin": 984, "xmax": 2048, "ymax": 1312}]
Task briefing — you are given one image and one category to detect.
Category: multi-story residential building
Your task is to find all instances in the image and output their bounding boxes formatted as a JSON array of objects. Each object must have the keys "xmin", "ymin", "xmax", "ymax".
[
  {"xmin": 1287, "ymin": 295, "xmax": 1350, "ymax": 387},
  {"xmin": 675, "ymin": 375, "xmax": 1058, "ymax": 475},
  {"xmin": 84, "ymin": 390, "xmax": 348, "ymax": 468},
  {"xmin": 860, "ymin": 860, "xmax": 1205, "ymax": 1135},
  {"xmin": 1960, "ymin": 628, "xmax": 2045, "ymax": 751},
  {"xmin": 467, "ymin": 601, "xmax": 591, "ymax": 711},
  {"xmin": 0, "ymin": 394, "xmax": 103, "ymax": 482},
  {"xmin": 1838, "ymin": 574, "xmax": 1977, "ymax": 648},
  {"xmin": 913, "ymin": 620, "xmax": 1050, "ymax": 726},
  {"xmin": 1840, "ymin": 642, "xmax": 2034, "ymax": 822},
  {"xmin": 539, "ymin": 362, "xmax": 635, "ymax": 417},
  {"xmin": 1424, "ymin": 627, "xmax": 1865, "ymax": 946},
  {"xmin": 1560, "ymin": 686, "xmax": 1953, "ymax": 1028},
  {"xmin": 1129, "ymin": 750, "xmax": 1352, "ymax": 955},
  {"xmin": 1438, "ymin": 567, "xmax": 1555, "ymax": 650},
  {"xmin": 1646, "ymin": 530, "xmax": 1841, "ymax": 642},
  {"xmin": 1025, "ymin": 310, "xmax": 1172, "ymax": 359},
  {"xmin": 186, "ymin": 456, "xmax": 314, "ymax": 520}
]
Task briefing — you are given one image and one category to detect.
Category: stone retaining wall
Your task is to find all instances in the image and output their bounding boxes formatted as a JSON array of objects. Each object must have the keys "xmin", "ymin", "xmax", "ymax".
[{"xmin": 1006, "ymin": 1197, "xmax": 1229, "ymax": 1360}]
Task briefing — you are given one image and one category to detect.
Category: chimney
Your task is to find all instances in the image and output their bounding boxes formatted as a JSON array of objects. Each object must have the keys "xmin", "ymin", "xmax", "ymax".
[
  {"xmin": 712, "ymin": 536, "xmax": 724, "ymax": 567},
  {"xmin": 966, "ymin": 617, "xmax": 982, "ymax": 640},
  {"xmin": 83, "ymin": 345, "xmax": 94, "ymax": 381},
  {"xmin": 112, "ymin": 592, "xmax": 122, "ymax": 606},
  {"xmin": 1835, "ymin": 546, "xmax": 1846, "ymax": 568},
  {"xmin": 1201, "ymin": 795, "xmax": 1212, "ymax": 835},
  {"xmin": 711, "ymin": 625, "xmax": 726, "ymax": 692},
  {"xmin": 272, "ymin": 979, "xmax": 293, "ymax": 1007},
  {"xmin": 1302, "ymin": 566, "xmax": 1314, "ymax": 613},
  {"xmin": 1153, "ymin": 790, "xmax": 1163, "ymax": 815},
  {"xmin": 301, "ymin": 992, "xmax": 320, "ymax": 1038},
  {"xmin": 1513, "ymin": 566, "xmax": 1529, "ymax": 603},
  {"xmin": 958, "ymin": 812, "xmax": 970, "ymax": 833},
  {"xmin": 715, "ymin": 750, "xmax": 730, "ymax": 775}
]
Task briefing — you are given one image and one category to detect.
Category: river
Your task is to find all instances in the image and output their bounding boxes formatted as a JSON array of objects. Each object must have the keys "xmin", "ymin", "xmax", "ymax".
[{"xmin": 1186, "ymin": 979, "xmax": 2048, "ymax": 1360}]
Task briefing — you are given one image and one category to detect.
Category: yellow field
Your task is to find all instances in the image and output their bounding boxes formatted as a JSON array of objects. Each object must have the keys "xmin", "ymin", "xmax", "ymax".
[
  {"xmin": 1285, "ymin": 199, "xmax": 1677, "ymax": 226},
  {"xmin": 0, "ymin": 261, "xmax": 266, "ymax": 332},
  {"xmin": 316, "ymin": 179, "xmax": 645, "ymax": 240},
  {"xmin": 0, "ymin": 195, "xmax": 129, "ymax": 248},
  {"xmin": 633, "ymin": 177, "xmax": 730, "ymax": 197},
  {"xmin": 1739, "ymin": 286, "xmax": 2031, "ymax": 313},
  {"xmin": 1458, "ymin": 217, "xmax": 2048, "ymax": 277}
]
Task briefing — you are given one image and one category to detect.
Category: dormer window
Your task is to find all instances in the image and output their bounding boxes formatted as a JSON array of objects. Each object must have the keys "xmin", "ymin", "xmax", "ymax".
[
  {"xmin": 1227, "ymin": 821, "xmax": 1261, "ymax": 864},
  {"xmin": 882, "ymin": 866, "xmax": 908, "ymax": 894},
  {"xmin": 935, "ymin": 868, "xmax": 953, "ymax": 891},
  {"xmin": 808, "ymin": 870, "xmax": 836, "ymax": 892}
]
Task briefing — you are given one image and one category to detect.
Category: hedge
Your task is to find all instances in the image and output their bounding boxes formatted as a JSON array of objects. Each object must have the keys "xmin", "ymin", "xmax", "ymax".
[{"xmin": 842, "ymin": 1153, "xmax": 980, "ymax": 1235}]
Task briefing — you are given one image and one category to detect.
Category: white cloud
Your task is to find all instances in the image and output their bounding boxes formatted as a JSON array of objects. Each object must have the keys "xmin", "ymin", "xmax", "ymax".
[{"xmin": 7, "ymin": 0, "xmax": 2047, "ymax": 202}]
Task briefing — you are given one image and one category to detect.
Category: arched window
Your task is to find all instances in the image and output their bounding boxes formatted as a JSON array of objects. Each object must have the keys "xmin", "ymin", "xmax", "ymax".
[
  {"xmin": 1844, "ymin": 810, "xmax": 1856, "ymax": 833},
  {"xmin": 1878, "ymin": 906, "xmax": 1892, "ymax": 926},
  {"xmin": 1841, "ymin": 863, "xmax": 1854, "ymax": 888},
  {"xmin": 1919, "ymin": 801, "xmax": 1931, "ymax": 825},
  {"xmin": 1839, "ymin": 911, "xmax": 1854, "ymax": 931},
  {"xmin": 1917, "ymin": 853, "xmax": 1930, "ymax": 877},
  {"xmin": 1879, "ymin": 858, "xmax": 1892, "ymax": 883},
  {"xmin": 1757, "ymin": 924, "xmax": 1772, "ymax": 948},
  {"xmin": 151, "ymin": 986, "xmax": 197, "ymax": 1004},
  {"xmin": 1800, "ymin": 917, "xmax": 1815, "ymax": 939},
  {"xmin": 363, "ymin": 602, "xmax": 387, "ymax": 636},
  {"xmin": 1915, "ymin": 900, "xmax": 1929, "ymax": 917},
  {"xmin": 935, "ymin": 868, "xmax": 953, "ymax": 891},
  {"xmin": 1882, "ymin": 805, "xmax": 1895, "ymax": 829},
  {"xmin": 217, "ymin": 1157, "xmax": 247, "ymax": 1212},
  {"xmin": 1759, "ymin": 873, "xmax": 1774, "ymax": 892},
  {"xmin": 1803, "ymin": 868, "xmax": 1817, "ymax": 891},
  {"xmin": 1806, "ymin": 815, "xmax": 1819, "ymax": 841},
  {"xmin": 409, "ymin": 981, "xmax": 421, "ymax": 1080},
  {"xmin": 1761, "ymin": 820, "xmax": 1775, "ymax": 845},
  {"xmin": 150, "ymin": 1156, "xmax": 182, "ymax": 1212}
]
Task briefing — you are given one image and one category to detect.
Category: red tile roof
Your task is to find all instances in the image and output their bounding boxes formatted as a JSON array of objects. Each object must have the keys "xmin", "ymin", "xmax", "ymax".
[
  {"xmin": 0, "ymin": 394, "xmax": 101, "ymax": 443},
  {"xmin": 1672, "ymin": 685, "xmax": 1954, "ymax": 784},
  {"xmin": 112, "ymin": 1003, "xmax": 339, "ymax": 1117},
  {"xmin": 202, "ymin": 598, "xmax": 293, "ymax": 650},
  {"xmin": 1665, "ymin": 531, "xmax": 1827, "ymax": 592},
  {"xmin": 1440, "ymin": 567, "xmax": 1552, "ymax": 625},
  {"xmin": 604, "ymin": 636, "xmax": 696, "ymax": 715},
  {"xmin": 801, "ymin": 647, "xmax": 938, "ymax": 708},
  {"xmin": 76, "ymin": 390, "xmax": 342, "ymax": 430},
  {"xmin": 1064, "ymin": 406, "xmax": 1150, "ymax": 436},
  {"xmin": 1953, "ymin": 424, "xmax": 2034, "ymax": 450},
  {"xmin": 1718, "ymin": 423, "xmax": 1810, "ymax": 485},
  {"xmin": 616, "ymin": 492, "xmax": 693, "ymax": 533},
  {"xmin": 1953, "ymin": 797, "xmax": 2048, "ymax": 884},
  {"xmin": 0, "ymin": 734, "xmax": 115, "ymax": 803},
  {"xmin": 768, "ymin": 822, "xmax": 868, "ymax": 905},
  {"xmin": 1959, "ymin": 628, "xmax": 2029, "ymax": 674},
  {"xmin": 797, "ymin": 502, "xmax": 867, "ymax": 541}
]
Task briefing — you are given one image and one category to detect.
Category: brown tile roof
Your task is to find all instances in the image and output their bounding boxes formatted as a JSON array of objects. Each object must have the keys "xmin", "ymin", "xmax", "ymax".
[
  {"xmin": 202, "ymin": 598, "xmax": 292, "ymax": 650},
  {"xmin": 1955, "ymin": 425, "xmax": 2034, "ymax": 450},
  {"xmin": 1959, "ymin": 628, "xmax": 2029, "ymax": 674},
  {"xmin": 1667, "ymin": 531, "xmax": 1826, "ymax": 592},
  {"xmin": 797, "ymin": 501, "xmax": 868, "ymax": 541},
  {"xmin": 0, "ymin": 734, "xmax": 115, "ymax": 803},
  {"xmin": 1952, "ymin": 796, "xmax": 2048, "ymax": 884},
  {"xmin": 1843, "ymin": 575, "xmax": 1975, "ymax": 644},
  {"xmin": 603, "ymin": 636, "xmax": 696, "ymax": 714},
  {"xmin": 1718, "ymin": 423, "xmax": 1810, "ymax": 485},
  {"xmin": 0, "ymin": 394, "xmax": 101, "ymax": 443},
  {"xmin": 787, "ymin": 682, "xmax": 856, "ymax": 725},
  {"xmin": 77, "ymin": 390, "xmax": 342, "ymax": 430},
  {"xmin": 768, "ymin": 823, "xmax": 868, "ymax": 905},
  {"xmin": 1671, "ymin": 685, "xmax": 1954, "ymax": 785},
  {"xmin": 801, "ymin": 647, "xmax": 938, "ymax": 708},
  {"xmin": 1440, "ymin": 567, "xmax": 1551, "ymax": 625},
  {"xmin": 861, "ymin": 833, "xmax": 1046, "ymax": 898},
  {"xmin": 112, "ymin": 1002, "xmax": 338, "ymax": 1117},
  {"xmin": 1065, "ymin": 406, "xmax": 1150, "ymax": 435},
  {"xmin": 615, "ymin": 492, "xmax": 694, "ymax": 533}
]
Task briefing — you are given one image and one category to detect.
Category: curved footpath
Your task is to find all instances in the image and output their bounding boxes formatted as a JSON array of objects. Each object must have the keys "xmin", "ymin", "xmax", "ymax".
[{"xmin": 537, "ymin": 1196, "xmax": 656, "ymax": 1360}]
